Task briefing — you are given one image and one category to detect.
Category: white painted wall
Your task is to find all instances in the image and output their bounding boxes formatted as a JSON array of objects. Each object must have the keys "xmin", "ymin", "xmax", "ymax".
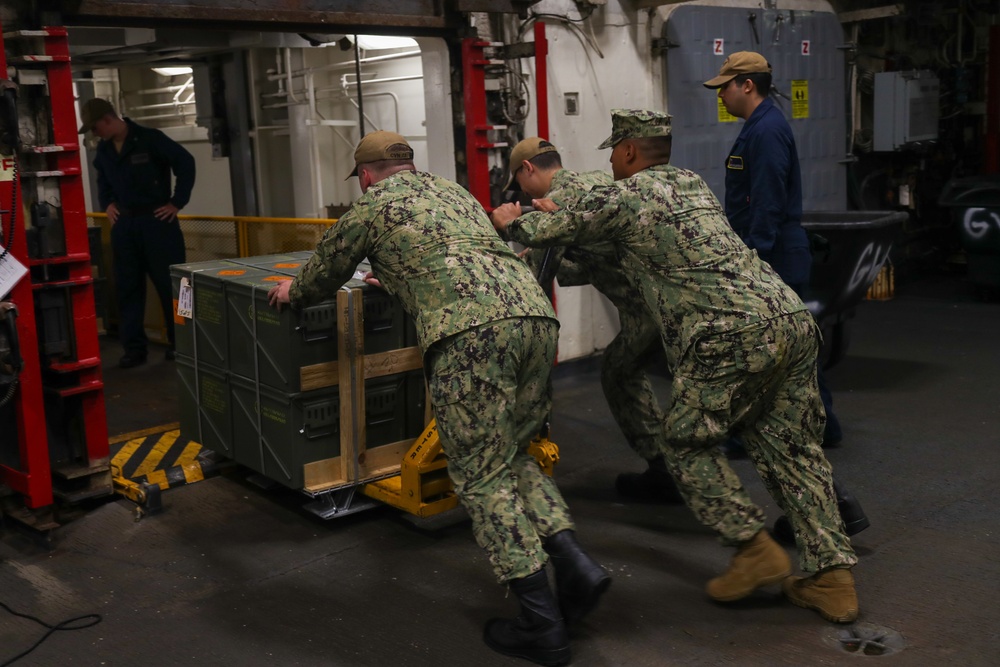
[
  {"xmin": 252, "ymin": 41, "xmax": 432, "ymax": 219},
  {"xmin": 518, "ymin": 0, "xmax": 660, "ymax": 360}
]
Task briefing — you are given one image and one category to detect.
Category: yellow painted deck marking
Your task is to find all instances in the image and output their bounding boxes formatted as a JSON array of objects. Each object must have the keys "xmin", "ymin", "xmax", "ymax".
[
  {"xmin": 182, "ymin": 462, "xmax": 205, "ymax": 484},
  {"xmin": 174, "ymin": 439, "xmax": 203, "ymax": 466},
  {"xmin": 108, "ymin": 422, "xmax": 180, "ymax": 445},
  {"xmin": 112, "ymin": 437, "xmax": 146, "ymax": 470},
  {"xmin": 145, "ymin": 469, "xmax": 169, "ymax": 491},
  {"xmin": 131, "ymin": 431, "xmax": 181, "ymax": 478}
]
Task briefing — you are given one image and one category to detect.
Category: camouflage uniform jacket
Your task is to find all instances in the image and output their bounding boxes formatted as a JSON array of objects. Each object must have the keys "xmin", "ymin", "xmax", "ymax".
[
  {"xmin": 290, "ymin": 170, "xmax": 556, "ymax": 351},
  {"xmin": 507, "ymin": 164, "xmax": 807, "ymax": 371},
  {"xmin": 543, "ymin": 169, "xmax": 644, "ymax": 310}
]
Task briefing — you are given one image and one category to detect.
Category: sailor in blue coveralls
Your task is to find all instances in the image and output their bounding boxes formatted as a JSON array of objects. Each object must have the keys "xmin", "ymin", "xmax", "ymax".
[
  {"xmin": 80, "ymin": 98, "xmax": 195, "ymax": 368},
  {"xmin": 704, "ymin": 52, "xmax": 870, "ymax": 540},
  {"xmin": 704, "ymin": 52, "xmax": 841, "ymax": 447}
]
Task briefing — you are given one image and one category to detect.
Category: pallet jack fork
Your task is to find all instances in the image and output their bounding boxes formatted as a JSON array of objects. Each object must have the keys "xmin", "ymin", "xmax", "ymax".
[
  {"xmin": 110, "ymin": 464, "xmax": 162, "ymax": 521},
  {"xmin": 360, "ymin": 418, "xmax": 559, "ymax": 518}
]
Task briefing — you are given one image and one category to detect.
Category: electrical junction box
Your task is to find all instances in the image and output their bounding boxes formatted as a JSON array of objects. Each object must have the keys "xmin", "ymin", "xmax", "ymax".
[{"xmin": 873, "ymin": 70, "xmax": 940, "ymax": 151}]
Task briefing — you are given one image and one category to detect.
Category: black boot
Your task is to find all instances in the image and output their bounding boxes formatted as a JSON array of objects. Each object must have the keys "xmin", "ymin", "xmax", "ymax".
[
  {"xmin": 544, "ymin": 530, "xmax": 611, "ymax": 625},
  {"xmin": 773, "ymin": 478, "xmax": 871, "ymax": 545},
  {"xmin": 483, "ymin": 570, "xmax": 570, "ymax": 666},
  {"xmin": 833, "ymin": 479, "xmax": 870, "ymax": 535},
  {"xmin": 615, "ymin": 455, "xmax": 684, "ymax": 503}
]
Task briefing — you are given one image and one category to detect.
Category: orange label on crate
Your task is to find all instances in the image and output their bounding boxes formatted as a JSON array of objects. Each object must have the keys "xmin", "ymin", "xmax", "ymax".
[
  {"xmin": 218, "ymin": 269, "xmax": 247, "ymax": 276},
  {"xmin": 274, "ymin": 263, "xmax": 301, "ymax": 269},
  {"xmin": 263, "ymin": 275, "xmax": 288, "ymax": 282},
  {"xmin": 173, "ymin": 299, "xmax": 185, "ymax": 325}
]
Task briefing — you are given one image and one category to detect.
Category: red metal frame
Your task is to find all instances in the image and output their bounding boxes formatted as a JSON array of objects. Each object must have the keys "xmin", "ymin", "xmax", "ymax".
[
  {"xmin": 462, "ymin": 38, "xmax": 495, "ymax": 209},
  {"xmin": 534, "ymin": 22, "xmax": 549, "ymax": 141},
  {"xmin": 461, "ymin": 29, "xmax": 551, "ymax": 210},
  {"xmin": 459, "ymin": 28, "xmax": 557, "ymax": 322},
  {"xmin": 37, "ymin": 28, "xmax": 108, "ymax": 466},
  {"xmin": 0, "ymin": 25, "xmax": 109, "ymax": 508},
  {"xmin": 0, "ymin": 31, "xmax": 54, "ymax": 509}
]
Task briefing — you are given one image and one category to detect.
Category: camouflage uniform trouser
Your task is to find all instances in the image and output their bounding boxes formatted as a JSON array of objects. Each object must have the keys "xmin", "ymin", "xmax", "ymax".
[
  {"xmin": 662, "ymin": 310, "xmax": 857, "ymax": 572},
  {"xmin": 600, "ymin": 309, "xmax": 667, "ymax": 461},
  {"xmin": 426, "ymin": 317, "xmax": 574, "ymax": 583}
]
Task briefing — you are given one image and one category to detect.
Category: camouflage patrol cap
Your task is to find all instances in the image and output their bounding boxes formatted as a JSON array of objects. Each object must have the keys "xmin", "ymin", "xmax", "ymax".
[
  {"xmin": 347, "ymin": 130, "xmax": 414, "ymax": 178},
  {"xmin": 505, "ymin": 136, "xmax": 559, "ymax": 190},
  {"xmin": 703, "ymin": 51, "xmax": 772, "ymax": 88},
  {"xmin": 597, "ymin": 109, "xmax": 672, "ymax": 150}
]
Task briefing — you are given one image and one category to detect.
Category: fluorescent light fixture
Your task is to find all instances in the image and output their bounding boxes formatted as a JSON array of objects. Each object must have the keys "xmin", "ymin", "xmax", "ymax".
[
  {"xmin": 152, "ymin": 66, "xmax": 193, "ymax": 77},
  {"xmin": 354, "ymin": 35, "xmax": 418, "ymax": 50}
]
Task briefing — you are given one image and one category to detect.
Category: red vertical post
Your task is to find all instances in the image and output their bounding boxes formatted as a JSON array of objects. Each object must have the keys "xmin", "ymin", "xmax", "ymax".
[
  {"xmin": 532, "ymin": 22, "xmax": 557, "ymax": 341},
  {"xmin": 534, "ymin": 22, "xmax": 549, "ymax": 140},
  {"xmin": 462, "ymin": 38, "xmax": 492, "ymax": 208},
  {"xmin": 0, "ymin": 28, "xmax": 55, "ymax": 509},
  {"xmin": 42, "ymin": 27, "xmax": 109, "ymax": 465},
  {"xmin": 986, "ymin": 25, "xmax": 1000, "ymax": 174}
]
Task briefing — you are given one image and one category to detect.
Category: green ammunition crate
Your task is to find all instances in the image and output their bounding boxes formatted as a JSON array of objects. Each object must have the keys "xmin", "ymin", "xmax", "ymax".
[
  {"xmin": 231, "ymin": 254, "xmax": 308, "ymax": 276},
  {"xmin": 229, "ymin": 370, "xmax": 426, "ymax": 490},
  {"xmin": 176, "ymin": 354, "xmax": 233, "ymax": 458},
  {"xmin": 170, "ymin": 260, "xmax": 255, "ymax": 369},
  {"xmin": 226, "ymin": 272, "xmax": 415, "ymax": 393}
]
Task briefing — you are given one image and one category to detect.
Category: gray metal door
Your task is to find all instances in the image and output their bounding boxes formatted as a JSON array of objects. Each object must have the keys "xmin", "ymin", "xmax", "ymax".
[{"xmin": 662, "ymin": 4, "xmax": 847, "ymax": 211}]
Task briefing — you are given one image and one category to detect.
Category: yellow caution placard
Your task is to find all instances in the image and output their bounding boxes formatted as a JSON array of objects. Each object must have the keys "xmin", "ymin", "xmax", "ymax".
[
  {"xmin": 717, "ymin": 98, "xmax": 738, "ymax": 123},
  {"xmin": 792, "ymin": 80, "xmax": 809, "ymax": 119}
]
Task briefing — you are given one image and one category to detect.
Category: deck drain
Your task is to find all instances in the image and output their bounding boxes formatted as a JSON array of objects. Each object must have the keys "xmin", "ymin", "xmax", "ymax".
[{"xmin": 824, "ymin": 623, "xmax": 905, "ymax": 657}]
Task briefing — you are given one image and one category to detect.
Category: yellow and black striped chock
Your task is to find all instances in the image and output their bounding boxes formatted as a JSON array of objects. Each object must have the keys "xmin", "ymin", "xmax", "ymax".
[{"xmin": 109, "ymin": 424, "xmax": 220, "ymax": 514}]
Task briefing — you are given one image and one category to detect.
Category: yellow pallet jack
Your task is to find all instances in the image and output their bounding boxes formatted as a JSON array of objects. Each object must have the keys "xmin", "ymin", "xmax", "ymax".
[
  {"xmin": 365, "ymin": 247, "xmax": 563, "ymax": 520},
  {"xmin": 361, "ymin": 418, "xmax": 559, "ymax": 519}
]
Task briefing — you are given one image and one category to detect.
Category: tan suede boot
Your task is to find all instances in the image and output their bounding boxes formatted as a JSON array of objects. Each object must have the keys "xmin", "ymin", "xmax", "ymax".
[
  {"xmin": 706, "ymin": 530, "xmax": 792, "ymax": 602},
  {"xmin": 782, "ymin": 567, "xmax": 859, "ymax": 623}
]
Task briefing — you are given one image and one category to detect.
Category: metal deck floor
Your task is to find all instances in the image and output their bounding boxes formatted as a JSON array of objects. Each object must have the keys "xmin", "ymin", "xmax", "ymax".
[{"xmin": 2, "ymin": 273, "xmax": 999, "ymax": 666}]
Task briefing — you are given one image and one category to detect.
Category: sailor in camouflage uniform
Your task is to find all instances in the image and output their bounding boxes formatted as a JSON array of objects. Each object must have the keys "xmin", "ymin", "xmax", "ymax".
[
  {"xmin": 492, "ymin": 111, "xmax": 860, "ymax": 624},
  {"xmin": 497, "ymin": 137, "xmax": 682, "ymax": 503},
  {"xmin": 268, "ymin": 131, "xmax": 608, "ymax": 666}
]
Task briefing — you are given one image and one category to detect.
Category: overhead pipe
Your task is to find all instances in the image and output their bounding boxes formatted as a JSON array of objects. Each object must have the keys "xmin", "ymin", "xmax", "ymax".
[
  {"xmin": 354, "ymin": 34, "xmax": 365, "ymax": 137},
  {"xmin": 247, "ymin": 49, "xmax": 268, "ymax": 214},
  {"xmin": 283, "ymin": 48, "xmax": 302, "ymax": 103},
  {"xmin": 125, "ymin": 82, "xmax": 192, "ymax": 96},
  {"xmin": 130, "ymin": 110, "xmax": 197, "ymax": 123},
  {"xmin": 264, "ymin": 73, "xmax": 423, "ymax": 103},
  {"xmin": 127, "ymin": 100, "xmax": 195, "ymax": 112},
  {"xmin": 264, "ymin": 49, "xmax": 421, "ymax": 81},
  {"xmin": 340, "ymin": 73, "xmax": 423, "ymax": 86}
]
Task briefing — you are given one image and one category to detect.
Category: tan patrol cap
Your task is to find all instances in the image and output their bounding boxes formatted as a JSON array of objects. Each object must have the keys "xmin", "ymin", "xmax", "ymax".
[
  {"xmin": 505, "ymin": 137, "xmax": 558, "ymax": 190},
  {"xmin": 703, "ymin": 51, "xmax": 772, "ymax": 88},
  {"xmin": 78, "ymin": 98, "xmax": 116, "ymax": 133},
  {"xmin": 347, "ymin": 130, "xmax": 414, "ymax": 179}
]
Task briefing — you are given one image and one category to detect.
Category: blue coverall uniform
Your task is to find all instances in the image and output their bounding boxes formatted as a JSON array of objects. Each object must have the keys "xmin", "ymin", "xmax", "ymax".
[
  {"xmin": 723, "ymin": 96, "xmax": 841, "ymax": 444},
  {"xmin": 94, "ymin": 118, "xmax": 195, "ymax": 356},
  {"xmin": 724, "ymin": 96, "xmax": 811, "ymax": 292}
]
